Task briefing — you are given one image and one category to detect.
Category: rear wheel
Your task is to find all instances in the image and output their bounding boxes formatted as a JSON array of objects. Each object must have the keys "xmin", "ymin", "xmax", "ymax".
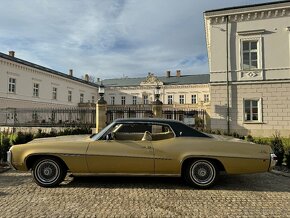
[
  {"xmin": 32, "ymin": 157, "xmax": 66, "ymax": 187},
  {"xmin": 184, "ymin": 159, "xmax": 218, "ymax": 189}
]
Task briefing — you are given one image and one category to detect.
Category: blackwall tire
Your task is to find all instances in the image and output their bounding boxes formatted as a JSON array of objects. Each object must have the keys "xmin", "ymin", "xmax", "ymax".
[
  {"xmin": 184, "ymin": 159, "xmax": 218, "ymax": 189},
  {"xmin": 32, "ymin": 157, "xmax": 66, "ymax": 187}
]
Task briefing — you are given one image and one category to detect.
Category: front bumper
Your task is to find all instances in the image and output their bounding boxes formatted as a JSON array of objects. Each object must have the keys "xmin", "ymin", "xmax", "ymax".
[
  {"xmin": 269, "ymin": 153, "xmax": 277, "ymax": 171},
  {"xmin": 7, "ymin": 150, "xmax": 16, "ymax": 170}
]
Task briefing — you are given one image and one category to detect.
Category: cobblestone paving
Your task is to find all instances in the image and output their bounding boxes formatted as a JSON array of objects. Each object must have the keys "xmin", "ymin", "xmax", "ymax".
[{"xmin": 0, "ymin": 171, "xmax": 289, "ymax": 217}]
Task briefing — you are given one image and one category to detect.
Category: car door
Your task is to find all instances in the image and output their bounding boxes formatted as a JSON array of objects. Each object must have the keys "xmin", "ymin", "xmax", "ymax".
[{"xmin": 86, "ymin": 135, "xmax": 154, "ymax": 174}]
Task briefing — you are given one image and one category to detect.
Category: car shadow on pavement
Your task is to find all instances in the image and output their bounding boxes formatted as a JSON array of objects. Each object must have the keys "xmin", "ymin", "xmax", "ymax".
[{"xmin": 62, "ymin": 173, "xmax": 290, "ymax": 192}]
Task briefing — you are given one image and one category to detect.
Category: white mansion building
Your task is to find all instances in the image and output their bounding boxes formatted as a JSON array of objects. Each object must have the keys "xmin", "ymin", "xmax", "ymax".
[
  {"xmin": 0, "ymin": 51, "xmax": 98, "ymax": 109},
  {"xmin": 204, "ymin": 1, "xmax": 290, "ymax": 136}
]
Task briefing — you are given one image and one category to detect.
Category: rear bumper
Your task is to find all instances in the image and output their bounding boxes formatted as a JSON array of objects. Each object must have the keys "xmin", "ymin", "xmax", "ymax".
[{"xmin": 269, "ymin": 153, "xmax": 277, "ymax": 171}]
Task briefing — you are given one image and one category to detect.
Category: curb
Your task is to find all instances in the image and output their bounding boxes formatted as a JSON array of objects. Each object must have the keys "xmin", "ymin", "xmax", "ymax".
[{"xmin": 270, "ymin": 170, "xmax": 290, "ymax": 178}]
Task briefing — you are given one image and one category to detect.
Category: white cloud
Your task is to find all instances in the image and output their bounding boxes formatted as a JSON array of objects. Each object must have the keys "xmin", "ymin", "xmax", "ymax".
[{"xmin": 0, "ymin": 0, "xmax": 279, "ymax": 79}]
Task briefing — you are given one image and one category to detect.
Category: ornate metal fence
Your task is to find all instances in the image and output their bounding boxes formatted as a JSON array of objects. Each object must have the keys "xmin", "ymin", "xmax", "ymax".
[{"xmin": 0, "ymin": 107, "xmax": 96, "ymax": 128}]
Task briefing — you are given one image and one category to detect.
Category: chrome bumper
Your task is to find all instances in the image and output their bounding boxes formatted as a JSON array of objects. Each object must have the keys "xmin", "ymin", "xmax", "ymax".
[
  {"xmin": 269, "ymin": 153, "xmax": 277, "ymax": 170},
  {"xmin": 7, "ymin": 150, "xmax": 16, "ymax": 170}
]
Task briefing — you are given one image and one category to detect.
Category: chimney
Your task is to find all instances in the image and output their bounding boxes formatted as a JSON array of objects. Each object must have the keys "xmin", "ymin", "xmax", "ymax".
[
  {"xmin": 176, "ymin": 70, "xmax": 181, "ymax": 77},
  {"xmin": 85, "ymin": 74, "xmax": 89, "ymax": 82},
  {"xmin": 166, "ymin": 70, "xmax": 171, "ymax": 78},
  {"xmin": 8, "ymin": 51, "xmax": 15, "ymax": 57},
  {"xmin": 69, "ymin": 69, "xmax": 73, "ymax": 76}
]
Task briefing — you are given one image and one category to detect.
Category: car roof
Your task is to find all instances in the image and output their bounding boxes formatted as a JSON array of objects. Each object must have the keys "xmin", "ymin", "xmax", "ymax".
[{"xmin": 114, "ymin": 118, "xmax": 183, "ymax": 124}]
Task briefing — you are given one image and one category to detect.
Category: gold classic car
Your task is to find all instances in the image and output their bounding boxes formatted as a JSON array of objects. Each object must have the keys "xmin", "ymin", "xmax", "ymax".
[{"xmin": 7, "ymin": 118, "xmax": 277, "ymax": 188}]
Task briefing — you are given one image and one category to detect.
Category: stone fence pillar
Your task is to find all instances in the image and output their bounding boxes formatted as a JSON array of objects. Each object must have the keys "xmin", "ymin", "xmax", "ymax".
[{"xmin": 96, "ymin": 101, "xmax": 107, "ymax": 133}]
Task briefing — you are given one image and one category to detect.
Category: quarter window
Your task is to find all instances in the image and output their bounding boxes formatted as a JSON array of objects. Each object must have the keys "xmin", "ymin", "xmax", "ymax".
[
  {"xmin": 8, "ymin": 78, "xmax": 16, "ymax": 93},
  {"xmin": 242, "ymin": 41, "xmax": 258, "ymax": 70},
  {"xmin": 33, "ymin": 83, "xmax": 39, "ymax": 97}
]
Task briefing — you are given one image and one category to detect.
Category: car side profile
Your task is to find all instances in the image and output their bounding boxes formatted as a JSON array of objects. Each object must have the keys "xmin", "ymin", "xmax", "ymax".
[{"xmin": 7, "ymin": 118, "xmax": 277, "ymax": 188}]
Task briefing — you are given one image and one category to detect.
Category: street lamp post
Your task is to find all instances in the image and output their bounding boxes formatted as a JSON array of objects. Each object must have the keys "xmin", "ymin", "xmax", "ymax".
[
  {"xmin": 154, "ymin": 85, "xmax": 163, "ymax": 105},
  {"xmin": 97, "ymin": 83, "xmax": 106, "ymax": 104}
]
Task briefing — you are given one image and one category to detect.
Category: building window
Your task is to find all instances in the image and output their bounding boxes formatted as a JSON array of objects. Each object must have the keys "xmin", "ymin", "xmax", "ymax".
[
  {"xmin": 191, "ymin": 94, "xmax": 197, "ymax": 104},
  {"xmin": 204, "ymin": 94, "xmax": 209, "ymax": 103},
  {"xmin": 133, "ymin": 96, "xmax": 137, "ymax": 105},
  {"xmin": 179, "ymin": 95, "xmax": 185, "ymax": 104},
  {"xmin": 121, "ymin": 96, "xmax": 126, "ymax": 105},
  {"xmin": 92, "ymin": 96, "xmax": 95, "ymax": 103},
  {"xmin": 244, "ymin": 99, "xmax": 261, "ymax": 122},
  {"xmin": 242, "ymin": 41, "xmax": 258, "ymax": 70},
  {"xmin": 8, "ymin": 78, "xmax": 16, "ymax": 93},
  {"xmin": 32, "ymin": 111, "xmax": 38, "ymax": 122},
  {"xmin": 33, "ymin": 83, "xmax": 39, "ymax": 97},
  {"xmin": 143, "ymin": 95, "xmax": 148, "ymax": 104},
  {"xmin": 68, "ymin": 90, "xmax": 72, "ymax": 102},
  {"xmin": 80, "ymin": 93, "xmax": 84, "ymax": 103},
  {"xmin": 52, "ymin": 87, "xmax": 57, "ymax": 100},
  {"xmin": 167, "ymin": 95, "xmax": 173, "ymax": 105},
  {"xmin": 110, "ymin": 96, "xmax": 115, "ymax": 105}
]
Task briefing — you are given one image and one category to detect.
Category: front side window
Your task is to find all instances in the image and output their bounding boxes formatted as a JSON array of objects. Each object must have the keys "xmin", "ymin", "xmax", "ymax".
[
  {"xmin": 52, "ymin": 87, "xmax": 57, "ymax": 100},
  {"xmin": 80, "ymin": 93, "xmax": 84, "ymax": 103},
  {"xmin": 242, "ymin": 41, "xmax": 258, "ymax": 70},
  {"xmin": 121, "ymin": 96, "xmax": 126, "ymax": 105},
  {"xmin": 167, "ymin": 95, "xmax": 173, "ymax": 104},
  {"xmin": 133, "ymin": 96, "xmax": 137, "ymax": 105},
  {"xmin": 179, "ymin": 95, "xmax": 185, "ymax": 104},
  {"xmin": 244, "ymin": 99, "xmax": 261, "ymax": 122},
  {"xmin": 8, "ymin": 78, "xmax": 16, "ymax": 93},
  {"xmin": 33, "ymin": 83, "xmax": 39, "ymax": 97}
]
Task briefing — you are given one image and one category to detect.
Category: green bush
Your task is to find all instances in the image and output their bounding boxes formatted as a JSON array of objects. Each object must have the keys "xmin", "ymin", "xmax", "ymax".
[
  {"xmin": 285, "ymin": 150, "xmax": 290, "ymax": 169},
  {"xmin": 12, "ymin": 132, "xmax": 33, "ymax": 145},
  {"xmin": 0, "ymin": 136, "xmax": 12, "ymax": 162},
  {"xmin": 270, "ymin": 132, "xmax": 285, "ymax": 166},
  {"xmin": 246, "ymin": 135, "xmax": 254, "ymax": 142}
]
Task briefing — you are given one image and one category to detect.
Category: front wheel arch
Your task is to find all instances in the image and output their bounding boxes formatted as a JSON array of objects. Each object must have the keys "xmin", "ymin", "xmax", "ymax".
[{"xmin": 26, "ymin": 154, "xmax": 68, "ymax": 171}]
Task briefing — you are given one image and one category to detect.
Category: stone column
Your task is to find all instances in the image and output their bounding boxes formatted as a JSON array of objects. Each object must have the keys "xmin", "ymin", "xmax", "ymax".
[{"xmin": 96, "ymin": 100, "xmax": 107, "ymax": 133}]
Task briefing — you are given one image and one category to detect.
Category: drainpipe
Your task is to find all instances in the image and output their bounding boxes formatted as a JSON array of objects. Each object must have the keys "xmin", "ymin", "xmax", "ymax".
[{"xmin": 226, "ymin": 15, "xmax": 230, "ymax": 135}]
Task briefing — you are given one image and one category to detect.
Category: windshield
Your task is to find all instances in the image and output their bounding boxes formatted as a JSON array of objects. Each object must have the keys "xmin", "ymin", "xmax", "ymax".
[{"xmin": 91, "ymin": 122, "xmax": 115, "ymax": 140}]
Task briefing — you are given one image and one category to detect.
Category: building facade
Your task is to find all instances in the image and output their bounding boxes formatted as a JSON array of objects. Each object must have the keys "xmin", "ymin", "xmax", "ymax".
[
  {"xmin": 0, "ymin": 51, "xmax": 98, "ymax": 109},
  {"xmin": 101, "ymin": 71, "xmax": 210, "ymax": 124},
  {"xmin": 204, "ymin": 1, "xmax": 290, "ymax": 136}
]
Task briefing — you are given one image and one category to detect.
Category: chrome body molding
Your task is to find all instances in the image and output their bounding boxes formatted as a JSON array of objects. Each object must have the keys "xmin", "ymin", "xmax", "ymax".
[{"xmin": 70, "ymin": 173, "xmax": 180, "ymax": 177}]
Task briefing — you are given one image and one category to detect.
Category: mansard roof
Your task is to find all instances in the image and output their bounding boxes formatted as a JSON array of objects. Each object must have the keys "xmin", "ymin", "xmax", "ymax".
[{"xmin": 99, "ymin": 74, "xmax": 210, "ymax": 87}]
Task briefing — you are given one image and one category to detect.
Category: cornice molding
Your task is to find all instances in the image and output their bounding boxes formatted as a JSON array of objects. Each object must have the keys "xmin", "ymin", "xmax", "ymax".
[{"xmin": 208, "ymin": 8, "xmax": 290, "ymax": 24}]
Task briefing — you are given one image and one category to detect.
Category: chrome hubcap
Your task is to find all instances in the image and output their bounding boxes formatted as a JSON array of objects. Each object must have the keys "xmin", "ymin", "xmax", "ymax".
[
  {"xmin": 35, "ymin": 160, "xmax": 60, "ymax": 185},
  {"xmin": 190, "ymin": 161, "xmax": 216, "ymax": 186}
]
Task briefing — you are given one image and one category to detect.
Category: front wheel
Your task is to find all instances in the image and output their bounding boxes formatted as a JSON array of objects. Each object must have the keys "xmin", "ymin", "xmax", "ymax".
[
  {"xmin": 184, "ymin": 159, "xmax": 218, "ymax": 189},
  {"xmin": 32, "ymin": 157, "xmax": 66, "ymax": 187}
]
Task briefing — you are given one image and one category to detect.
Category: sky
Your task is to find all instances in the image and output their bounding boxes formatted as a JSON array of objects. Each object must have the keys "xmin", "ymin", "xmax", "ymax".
[{"xmin": 0, "ymin": 0, "xmax": 280, "ymax": 80}]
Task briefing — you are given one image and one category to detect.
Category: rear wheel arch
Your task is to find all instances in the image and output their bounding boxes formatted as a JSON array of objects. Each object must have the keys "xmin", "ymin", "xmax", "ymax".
[{"xmin": 181, "ymin": 157, "xmax": 225, "ymax": 176}]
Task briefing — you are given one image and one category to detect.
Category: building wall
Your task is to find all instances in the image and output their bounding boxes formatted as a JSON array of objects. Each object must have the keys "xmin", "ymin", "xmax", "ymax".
[
  {"xmin": 105, "ymin": 84, "xmax": 210, "ymax": 107},
  {"xmin": 205, "ymin": 2, "xmax": 290, "ymax": 136},
  {"xmin": 0, "ymin": 55, "xmax": 98, "ymax": 108},
  {"xmin": 211, "ymin": 81, "xmax": 290, "ymax": 136}
]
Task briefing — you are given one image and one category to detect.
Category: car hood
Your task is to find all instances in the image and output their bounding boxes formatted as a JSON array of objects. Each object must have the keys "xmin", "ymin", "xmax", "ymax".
[{"xmin": 27, "ymin": 134, "xmax": 92, "ymax": 144}]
